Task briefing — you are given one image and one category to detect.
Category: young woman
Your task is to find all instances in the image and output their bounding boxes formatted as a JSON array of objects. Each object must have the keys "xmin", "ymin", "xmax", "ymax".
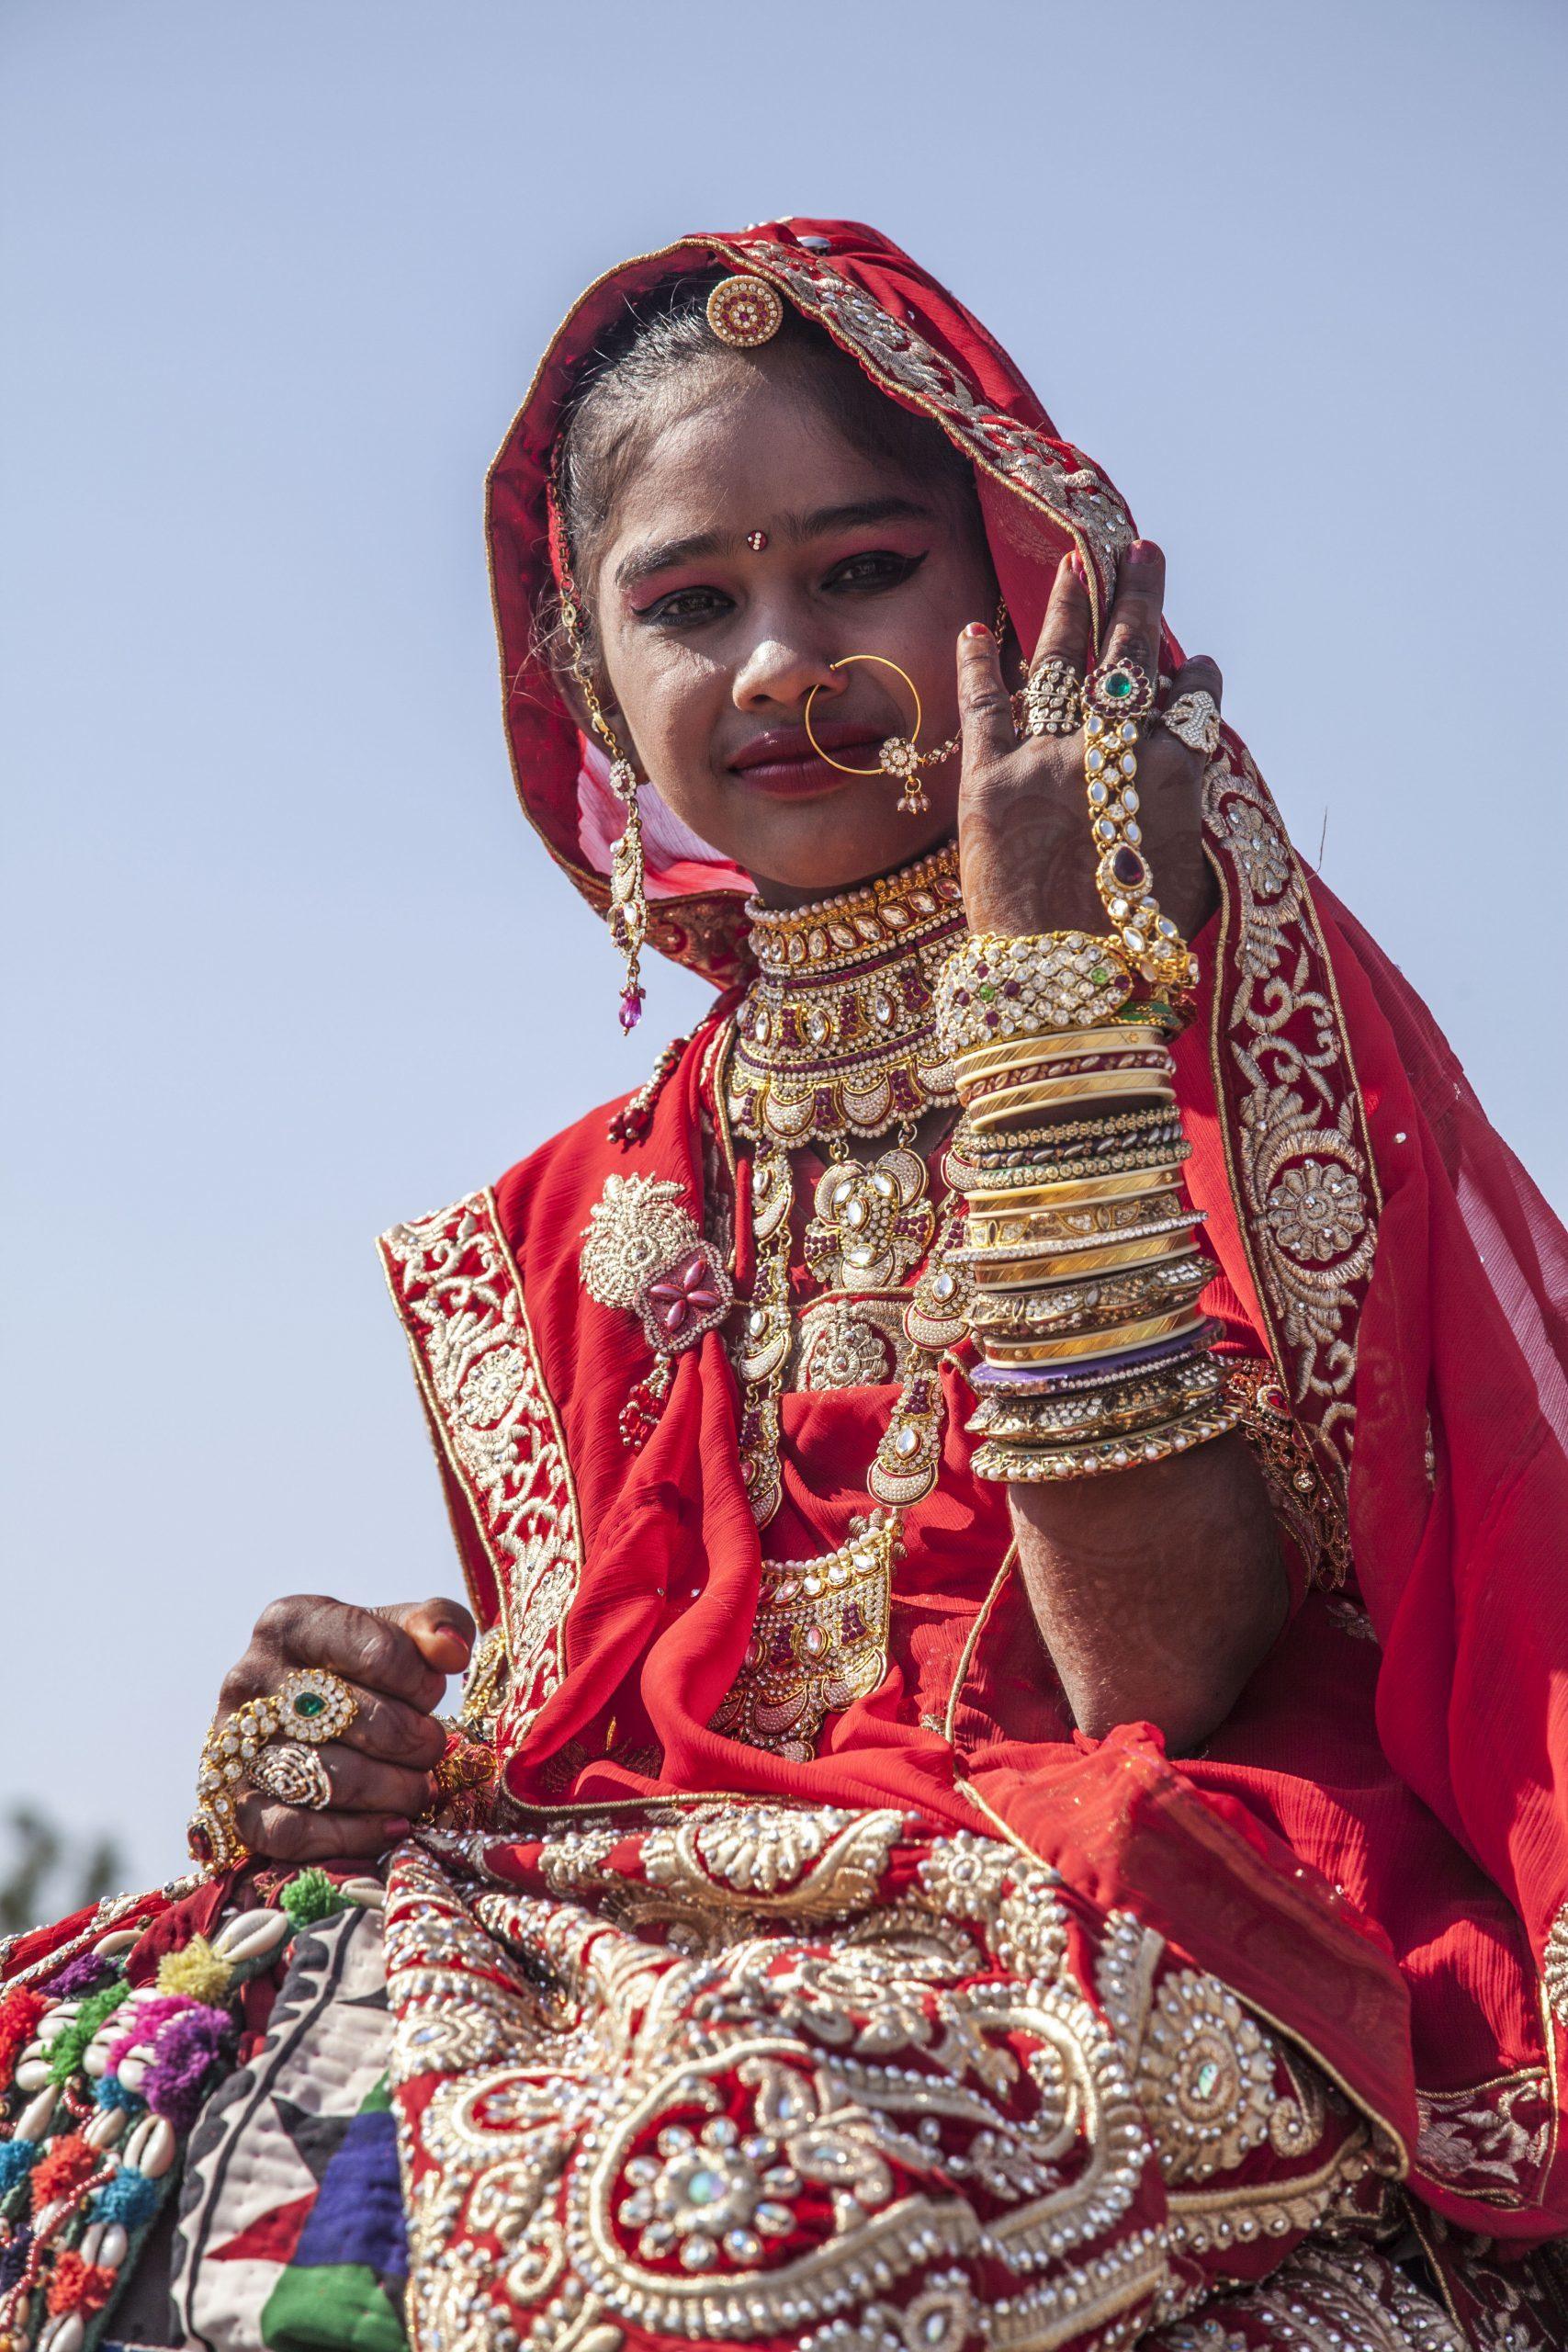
[{"xmin": 6, "ymin": 219, "xmax": 1568, "ymax": 2352}]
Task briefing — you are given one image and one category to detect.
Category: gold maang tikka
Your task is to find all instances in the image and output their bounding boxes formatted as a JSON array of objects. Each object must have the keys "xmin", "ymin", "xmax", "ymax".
[{"xmin": 549, "ymin": 473, "xmax": 649, "ymax": 1034}]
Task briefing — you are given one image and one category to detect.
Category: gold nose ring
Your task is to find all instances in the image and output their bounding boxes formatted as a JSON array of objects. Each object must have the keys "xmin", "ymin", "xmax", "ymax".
[{"xmin": 803, "ymin": 654, "xmax": 950, "ymax": 816}]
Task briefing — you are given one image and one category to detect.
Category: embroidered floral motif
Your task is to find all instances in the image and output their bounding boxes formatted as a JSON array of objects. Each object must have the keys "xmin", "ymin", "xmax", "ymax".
[
  {"xmin": 379, "ymin": 1192, "xmax": 581, "ymax": 1748},
  {"xmin": 1264, "ymin": 1156, "xmax": 1370, "ymax": 1265},
  {"xmin": 640, "ymin": 1807, "xmax": 905, "ymax": 1920},
  {"xmin": 1416, "ymin": 2069, "xmax": 1556, "ymax": 2204},
  {"xmin": 386, "ymin": 1811, "xmax": 1375, "ymax": 2352},
  {"xmin": 1149, "ymin": 2242, "xmax": 1465, "ymax": 2352},
  {"xmin": 1135, "ymin": 1969, "xmax": 1292, "ymax": 2184},
  {"xmin": 580, "ymin": 1172, "xmax": 733, "ymax": 1354},
  {"xmin": 1204, "ymin": 751, "xmax": 1382, "ymax": 1482}
]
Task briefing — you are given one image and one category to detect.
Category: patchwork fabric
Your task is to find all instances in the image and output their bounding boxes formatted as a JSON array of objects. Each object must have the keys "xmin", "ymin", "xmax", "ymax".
[{"xmin": 172, "ymin": 1907, "xmax": 405, "ymax": 2352}]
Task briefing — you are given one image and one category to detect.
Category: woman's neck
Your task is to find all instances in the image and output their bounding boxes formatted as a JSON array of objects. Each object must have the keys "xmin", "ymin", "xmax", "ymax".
[{"xmin": 748, "ymin": 828, "xmax": 960, "ymax": 910}]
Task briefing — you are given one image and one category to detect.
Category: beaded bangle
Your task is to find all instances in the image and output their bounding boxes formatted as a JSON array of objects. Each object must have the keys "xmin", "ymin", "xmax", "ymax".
[
  {"xmin": 970, "ymin": 1401, "xmax": 1239, "ymax": 1482},
  {"xmin": 947, "ymin": 1128, "xmax": 1188, "ymax": 1186},
  {"xmin": 935, "ymin": 930, "xmax": 1134, "ymax": 1054},
  {"xmin": 967, "ymin": 1355, "xmax": 1224, "ymax": 1442},
  {"xmin": 953, "ymin": 1106, "xmax": 1178, "ymax": 1155}
]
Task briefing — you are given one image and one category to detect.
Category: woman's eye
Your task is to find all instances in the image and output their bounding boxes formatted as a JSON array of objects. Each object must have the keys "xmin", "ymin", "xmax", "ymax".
[
  {"xmin": 637, "ymin": 584, "xmax": 733, "ymax": 626},
  {"xmin": 826, "ymin": 549, "xmax": 928, "ymax": 593}
]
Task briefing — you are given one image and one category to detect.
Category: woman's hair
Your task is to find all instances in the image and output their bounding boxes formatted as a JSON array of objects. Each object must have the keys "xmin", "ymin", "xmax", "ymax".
[{"xmin": 542, "ymin": 268, "xmax": 983, "ymax": 677}]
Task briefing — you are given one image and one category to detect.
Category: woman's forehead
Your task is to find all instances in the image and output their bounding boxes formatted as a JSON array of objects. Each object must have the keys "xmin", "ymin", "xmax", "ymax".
[{"xmin": 603, "ymin": 385, "xmax": 923, "ymax": 557}]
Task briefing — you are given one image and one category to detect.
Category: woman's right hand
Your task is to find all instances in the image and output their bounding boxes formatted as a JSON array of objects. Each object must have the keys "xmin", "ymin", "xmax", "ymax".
[{"xmin": 219, "ymin": 1595, "xmax": 476, "ymax": 1863}]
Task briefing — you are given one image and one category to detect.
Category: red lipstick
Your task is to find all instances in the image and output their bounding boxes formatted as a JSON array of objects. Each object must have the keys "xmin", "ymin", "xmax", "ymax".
[{"xmin": 727, "ymin": 720, "xmax": 886, "ymax": 798}]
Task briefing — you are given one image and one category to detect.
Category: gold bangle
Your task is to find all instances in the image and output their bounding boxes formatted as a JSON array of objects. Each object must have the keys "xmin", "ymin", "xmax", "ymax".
[
  {"xmin": 953, "ymin": 1023, "xmax": 1174, "ymax": 1086},
  {"xmin": 967, "ymin": 1361, "xmax": 1224, "ymax": 1442},
  {"xmin": 958, "ymin": 1219, "xmax": 1201, "ymax": 1283},
  {"xmin": 958, "ymin": 1046, "xmax": 1175, "ymax": 1096},
  {"xmin": 965, "ymin": 1251, "xmax": 1213, "ymax": 1335},
  {"xmin": 966, "ymin": 1069, "xmax": 1179, "ymax": 1125},
  {"xmin": 971, "ymin": 1402, "xmax": 1240, "ymax": 1483},
  {"xmin": 962, "ymin": 1187, "xmax": 1186, "ymax": 1248},
  {"xmin": 976, "ymin": 1306, "xmax": 1211, "ymax": 1365},
  {"xmin": 962, "ymin": 1160, "xmax": 1188, "ymax": 1214}
]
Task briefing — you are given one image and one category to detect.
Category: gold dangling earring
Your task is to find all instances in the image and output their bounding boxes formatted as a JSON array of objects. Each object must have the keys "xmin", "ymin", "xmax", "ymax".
[
  {"xmin": 553, "ymin": 526, "xmax": 649, "ymax": 1033},
  {"xmin": 605, "ymin": 752, "xmax": 648, "ymax": 1034}
]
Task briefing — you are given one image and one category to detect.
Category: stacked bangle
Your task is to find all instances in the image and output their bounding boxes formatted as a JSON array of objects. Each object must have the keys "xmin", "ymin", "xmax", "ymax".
[{"xmin": 933, "ymin": 914, "xmax": 1235, "ymax": 1480}]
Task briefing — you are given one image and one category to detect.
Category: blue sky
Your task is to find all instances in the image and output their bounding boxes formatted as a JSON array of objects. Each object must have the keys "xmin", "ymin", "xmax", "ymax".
[{"xmin": 3, "ymin": 0, "xmax": 1564, "ymax": 1894}]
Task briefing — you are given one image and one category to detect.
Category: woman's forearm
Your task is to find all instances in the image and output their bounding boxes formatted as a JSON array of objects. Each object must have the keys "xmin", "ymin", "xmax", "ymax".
[{"xmin": 1009, "ymin": 1430, "xmax": 1286, "ymax": 1753}]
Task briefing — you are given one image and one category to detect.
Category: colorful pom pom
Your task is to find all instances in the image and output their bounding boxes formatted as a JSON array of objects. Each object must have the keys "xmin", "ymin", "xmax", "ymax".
[
  {"xmin": 29, "ymin": 2132, "xmax": 99, "ymax": 2208},
  {"xmin": 47, "ymin": 2250, "xmax": 118, "ymax": 2314},
  {"xmin": 93, "ymin": 2073, "xmax": 144, "ymax": 2114},
  {"xmin": 154, "ymin": 1935, "xmax": 232, "ymax": 2006},
  {"xmin": 88, "ymin": 2166, "xmax": 162, "ymax": 2230},
  {"xmin": 42, "ymin": 1953, "xmax": 113, "ymax": 2000},
  {"xmin": 46, "ymin": 1981, "xmax": 130, "ymax": 2086},
  {"xmin": 142, "ymin": 2005, "xmax": 231, "ymax": 2131},
  {"xmin": 0, "ymin": 1986, "xmax": 49, "ymax": 2092},
  {"xmin": 278, "ymin": 1869, "xmax": 346, "ymax": 1930}
]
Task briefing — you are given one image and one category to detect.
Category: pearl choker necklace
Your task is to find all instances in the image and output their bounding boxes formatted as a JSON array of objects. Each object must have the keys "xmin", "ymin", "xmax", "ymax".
[{"xmin": 727, "ymin": 843, "xmax": 965, "ymax": 1146}]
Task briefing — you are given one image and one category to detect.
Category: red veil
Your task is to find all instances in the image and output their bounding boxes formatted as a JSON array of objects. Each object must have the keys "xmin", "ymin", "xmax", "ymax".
[{"xmin": 384, "ymin": 220, "xmax": 1568, "ymax": 2233}]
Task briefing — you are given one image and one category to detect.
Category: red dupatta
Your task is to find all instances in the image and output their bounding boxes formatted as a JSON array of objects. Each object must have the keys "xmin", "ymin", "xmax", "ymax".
[{"xmin": 383, "ymin": 219, "xmax": 1568, "ymax": 2228}]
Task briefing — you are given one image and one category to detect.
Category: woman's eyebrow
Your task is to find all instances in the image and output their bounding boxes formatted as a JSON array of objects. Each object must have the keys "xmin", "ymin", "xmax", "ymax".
[{"xmin": 615, "ymin": 496, "xmax": 936, "ymax": 593}]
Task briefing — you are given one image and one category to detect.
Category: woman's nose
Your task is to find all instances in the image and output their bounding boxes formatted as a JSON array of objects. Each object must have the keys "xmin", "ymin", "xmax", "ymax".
[{"xmin": 732, "ymin": 637, "xmax": 840, "ymax": 713}]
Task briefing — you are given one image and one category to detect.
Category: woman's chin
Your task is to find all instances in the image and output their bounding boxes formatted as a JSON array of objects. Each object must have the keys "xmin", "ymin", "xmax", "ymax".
[{"xmin": 724, "ymin": 791, "xmax": 957, "ymax": 906}]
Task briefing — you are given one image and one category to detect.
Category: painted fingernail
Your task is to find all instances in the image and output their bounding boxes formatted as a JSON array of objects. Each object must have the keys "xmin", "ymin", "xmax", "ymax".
[
  {"xmin": 1129, "ymin": 539, "xmax": 1155, "ymax": 564},
  {"xmin": 962, "ymin": 620, "xmax": 991, "ymax": 639},
  {"xmin": 1069, "ymin": 552, "xmax": 1088, "ymax": 582},
  {"xmin": 382, "ymin": 1817, "xmax": 411, "ymax": 1840}
]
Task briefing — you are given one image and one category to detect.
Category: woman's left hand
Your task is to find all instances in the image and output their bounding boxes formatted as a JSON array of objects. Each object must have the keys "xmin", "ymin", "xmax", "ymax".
[{"xmin": 953, "ymin": 539, "xmax": 1220, "ymax": 946}]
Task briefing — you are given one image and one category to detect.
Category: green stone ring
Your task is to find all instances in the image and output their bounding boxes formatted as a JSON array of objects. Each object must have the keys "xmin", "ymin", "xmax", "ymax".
[
  {"xmin": 1086, "ymin": 655, "xmax": 1155, "ymax": 719},
  {"xmin": 271, "ymin": 1666, "xmax": 357, "ymax": 1747}
]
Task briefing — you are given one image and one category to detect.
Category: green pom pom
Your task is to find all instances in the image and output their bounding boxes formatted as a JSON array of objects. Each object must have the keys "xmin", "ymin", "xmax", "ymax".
[
  {"xmin": 277, "ymin": 1869, "xmax": 347, "ymax": 1930},
  {"xmin": 48, "ymin": 1979, "xmax": 130, "ymax": 2085}
]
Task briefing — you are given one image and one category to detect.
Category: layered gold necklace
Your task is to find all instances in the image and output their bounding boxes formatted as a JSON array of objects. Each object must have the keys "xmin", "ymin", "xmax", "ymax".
[
  {"xmin": 726, "ymin": 843, "xmax": 965, "ymax": 1144},
  {"xmin": 720, "ymin": 844, "xmax": 975, "ymax": 1756}
]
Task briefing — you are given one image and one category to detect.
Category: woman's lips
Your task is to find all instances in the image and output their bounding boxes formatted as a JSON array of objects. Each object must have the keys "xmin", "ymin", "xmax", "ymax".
[{"xmin": 727, "ymin": 721, "xmax": 886, "ymax": 797}]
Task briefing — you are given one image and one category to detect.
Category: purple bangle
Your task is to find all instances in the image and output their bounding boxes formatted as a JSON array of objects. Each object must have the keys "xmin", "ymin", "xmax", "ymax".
[{"xmin": 967, "ymin": 1322, "xmax": 1219, "ymax": 1393}]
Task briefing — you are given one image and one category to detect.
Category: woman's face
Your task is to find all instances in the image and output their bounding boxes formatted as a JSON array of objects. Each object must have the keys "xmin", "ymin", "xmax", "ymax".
[{"xmin": 587, "ymin": 355, "xmax": 998, "ymax": 905}]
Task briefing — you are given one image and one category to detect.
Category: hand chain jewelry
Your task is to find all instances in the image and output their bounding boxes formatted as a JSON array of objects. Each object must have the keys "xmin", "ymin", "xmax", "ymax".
[{"xmin": 1082, "ymin": 655, "xmax": 1196, "ymax": 995}]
